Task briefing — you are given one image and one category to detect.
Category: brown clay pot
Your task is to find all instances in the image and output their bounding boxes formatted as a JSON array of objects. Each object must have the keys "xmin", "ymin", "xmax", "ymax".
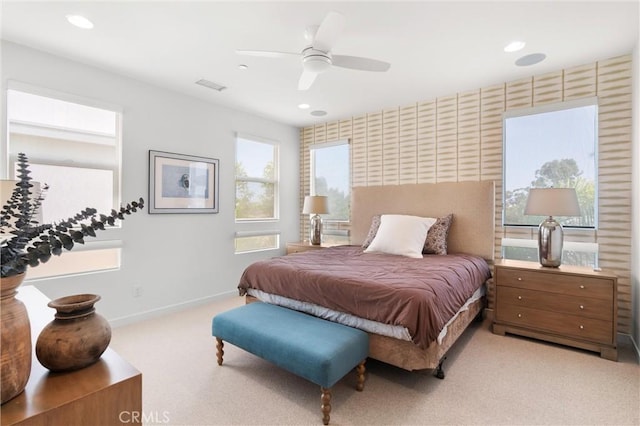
[
  {"xmin": 36, "ymin": 294, "xmax": 111, "ymax": 372},
  {"xmin": 1, "ymin": 273, "xmax": 32, "ymax": 404}
]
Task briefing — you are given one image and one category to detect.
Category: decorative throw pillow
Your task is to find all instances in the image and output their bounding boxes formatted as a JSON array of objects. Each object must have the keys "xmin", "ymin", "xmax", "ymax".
[
  {"xmin": 364, "ymin": 214, "xmax": 436, "ymax": 259},
  {"xmin": 361, "ymin": 215, "xmax": 381, "ymax": 249},
  {"xmin": 423, "ymin": 214, "xmax": 454, "ymax": 255}
]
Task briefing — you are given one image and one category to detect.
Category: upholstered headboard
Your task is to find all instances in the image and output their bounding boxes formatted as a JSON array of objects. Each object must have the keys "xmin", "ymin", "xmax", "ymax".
[{"xmin": 351, "ymin": 181, "xmax": 495, "ymax": 261}]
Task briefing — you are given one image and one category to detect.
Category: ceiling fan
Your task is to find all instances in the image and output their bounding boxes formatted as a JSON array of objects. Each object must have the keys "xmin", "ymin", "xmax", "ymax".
[{"xmin": 236, "ymin": 11, "xmax": 391, "ymax": 91}]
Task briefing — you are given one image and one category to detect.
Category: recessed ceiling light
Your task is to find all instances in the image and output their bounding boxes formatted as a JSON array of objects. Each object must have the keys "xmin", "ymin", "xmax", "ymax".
[
  {"xmin": 66, "ymin": 14, "xmax": 94, "ymax": 29},
  {"xmin": 298, "ymin": 103, "xmax": 310, "ymax": 110},
  {"xmin": 504, "ymin": 41, "xmax": 526, "ymax": 53},
  {"xmin": 515, "ymin": 53, "xmax": 546, "ymax": 67},
  {"xmin": 310, "ymin": 110, "xmax": 327, "ymax": 117},
  {"xmin": 238, "ymin": 64, "xmax": 248, "ymax": 70}
]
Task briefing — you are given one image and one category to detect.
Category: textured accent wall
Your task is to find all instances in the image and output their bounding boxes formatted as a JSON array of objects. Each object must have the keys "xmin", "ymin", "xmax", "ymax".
[{"xmin": 300, "ymin": 55, "xmax": 633, "ymax": 334}]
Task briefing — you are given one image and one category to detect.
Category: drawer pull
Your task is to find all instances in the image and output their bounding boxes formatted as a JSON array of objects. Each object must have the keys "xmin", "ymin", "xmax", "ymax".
[
  {"xmin": 579, "ymin": 325, "xmax": 584, "ymax": 330},
  {"xmin": 517, "ymin": 296, "xmax": 522, "ymax": 300},
  {"xmin": 579, "ymin": 285, "xmax": 585, "ymax": 289},
  {"xmin": 517, "ymin": 314, "xmax": 522, "ymax": 318},
  {"xmin": 579, "ymin": 305, "xmax": 584, "ymax": 310},
  {"xmin": 517, "ymin": 277, "xmax": 523, "ymax": 281}
]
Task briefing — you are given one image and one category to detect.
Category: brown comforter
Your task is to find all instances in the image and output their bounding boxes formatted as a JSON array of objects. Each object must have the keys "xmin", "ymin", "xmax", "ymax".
[{"xmin": 238, "ymin": 245, "xmax": 491, "ymax": 349}]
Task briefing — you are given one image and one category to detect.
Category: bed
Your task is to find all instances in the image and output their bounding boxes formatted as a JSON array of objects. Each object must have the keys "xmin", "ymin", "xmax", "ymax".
[{"xmin": 239, "ymin": 181, "xmax": 495, "ymax": 372}]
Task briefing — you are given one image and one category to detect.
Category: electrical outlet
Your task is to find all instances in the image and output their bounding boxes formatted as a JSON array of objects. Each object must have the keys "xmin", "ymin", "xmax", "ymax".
[{"xmin": 133, "ymin": 285, "xmax": 143, "ymax": 298}]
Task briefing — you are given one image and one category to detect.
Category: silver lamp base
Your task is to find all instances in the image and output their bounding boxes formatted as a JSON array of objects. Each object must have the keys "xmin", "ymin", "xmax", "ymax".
[
  {"xmin": 309, "ymin": 214, "xmax": 323, "ymax": 245},
  {"xmin": 538, "ymin": 216, "xmax": 564, "ymax": 268}
]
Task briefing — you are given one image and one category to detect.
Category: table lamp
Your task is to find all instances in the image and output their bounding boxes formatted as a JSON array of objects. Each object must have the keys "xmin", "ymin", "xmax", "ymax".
[
  {"xmin": 302, "ymin": 195, "xmax": 329, "ymax": 245},
  {"xmin": 524, "ymin": 188, "xmax": 581, "ymax": 267}
]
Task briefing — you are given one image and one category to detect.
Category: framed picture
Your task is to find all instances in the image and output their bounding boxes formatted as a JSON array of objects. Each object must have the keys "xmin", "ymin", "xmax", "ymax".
[{"xmin": 148, "ymin": 150, "xmax": 219, "ymax": 214}]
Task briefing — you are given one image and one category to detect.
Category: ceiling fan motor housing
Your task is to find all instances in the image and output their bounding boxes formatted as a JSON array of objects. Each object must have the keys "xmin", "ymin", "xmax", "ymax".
[{"xmin": 302, "ymin": 47, "xmax": 332, "ymax": 73}]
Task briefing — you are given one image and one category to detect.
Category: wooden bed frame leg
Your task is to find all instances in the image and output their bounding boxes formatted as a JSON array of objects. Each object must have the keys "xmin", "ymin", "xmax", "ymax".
[
  {"xmin": 355, "ymin": 360, "xmax": 366, "ymax": 391},
  {"xmin": 321, "ymin": 387, "xmax": 331, "ymax": 425},
  {"xmin": 434, "ymin": 356, "xmax": 446, "ymax": 380},
  {"xmin": 216, "ymin": 338, "xmax": 224, "ymax": 366}
]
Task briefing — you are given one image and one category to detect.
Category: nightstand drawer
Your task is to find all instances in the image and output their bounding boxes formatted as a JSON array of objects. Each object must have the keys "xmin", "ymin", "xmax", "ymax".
[
  {"xmin": 496, "ymin": 286, "xmax": 612, "ymax": 321},
  {"xmin": 496, "ymin": 304, "xmax": 614, "ymax": 345},
  {"xmin": 496, "ymin": 268, "xmax": 613, "ymax": 300}
]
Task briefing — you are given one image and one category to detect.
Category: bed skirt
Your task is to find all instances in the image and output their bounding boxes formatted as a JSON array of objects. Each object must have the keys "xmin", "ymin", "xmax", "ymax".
[{"xmin": 245, "ymin": 295, "xmax": 485, "ymax": 371}]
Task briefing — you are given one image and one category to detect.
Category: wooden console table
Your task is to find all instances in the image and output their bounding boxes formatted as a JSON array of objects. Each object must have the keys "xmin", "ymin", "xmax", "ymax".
[{"xmin": 1, "ymin": 286, "xmax": 142, "ymax": 425}]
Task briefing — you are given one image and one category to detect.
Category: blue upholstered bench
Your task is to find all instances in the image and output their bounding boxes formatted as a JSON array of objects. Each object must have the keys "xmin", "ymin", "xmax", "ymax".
[{"xmin": 212, "ymin": 302, "xmax": 369, "ymax": 425}]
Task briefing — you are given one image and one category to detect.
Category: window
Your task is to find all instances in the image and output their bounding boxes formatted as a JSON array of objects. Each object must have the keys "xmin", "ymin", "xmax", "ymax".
[
  {"xmin": 503, "ymin": 98, "xmax": 597, "ymax": 229},
  {"xmin": 501, "ymin": 238, "xmax": 597, "ymax": 268},
  {"xmin": 310, "ymin": 140, "xmax": 350, "ymax": 244},
  {"xmin": 235, "ymin": 136, "xmax": 278, "ymax": 220},
  {"xmin": 234, "ymin": 233, "xmax": 279, "ymax": 254},
  {"xmin": 6, "ymin": 84, "xmax": 123, "ymax": 279},
  {"xmin": 234, "ymin": 134, "xmax": 279, "ymax": 253}
]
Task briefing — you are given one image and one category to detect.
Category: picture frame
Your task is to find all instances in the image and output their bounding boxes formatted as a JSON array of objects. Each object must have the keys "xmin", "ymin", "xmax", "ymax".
[{"xmin": 148, "ymin": 150, "xmax": 219, "ymax": 214}]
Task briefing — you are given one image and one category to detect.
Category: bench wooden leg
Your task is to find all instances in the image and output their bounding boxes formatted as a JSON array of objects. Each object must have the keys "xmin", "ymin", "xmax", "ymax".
[
  {"xmin": 356, "ymin": 360, "xmax": 366, "ymax": 391},
  {"xmin": 216, "ymin": 338, "xmax": 224, "ymax": 366},
  {"xmin": 320, "ymin": 387, "xmax": 331, "ymax": 425}
]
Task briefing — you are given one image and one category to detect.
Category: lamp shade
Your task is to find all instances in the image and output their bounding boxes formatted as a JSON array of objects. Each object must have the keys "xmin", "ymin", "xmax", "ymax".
[
  {"xmin": 302, "ymin": 195, "xmax": 329, "ymax": 215},
  {"xmin": 524, "ymin": 188, "xmax": 581, "ymax": 217}
]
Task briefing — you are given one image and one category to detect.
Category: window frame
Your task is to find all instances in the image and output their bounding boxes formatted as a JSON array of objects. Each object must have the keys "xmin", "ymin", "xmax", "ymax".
[
  {"xmin": 502, "ymin": 97, "xmax": 598, "ymax": 230},
  {"xmin": 309, "ymin": 139, "xmax": 350, "ymax": 223},
  {"xmin": 234, "ymin": 133, "xmax": 279, "ymax": 223},
  {"xmin": 6, "ymin": 81, "xmax": 123, "ymax": 223},
  {"xmin": 4, "ymin": 81, "xmax": 124, "ymax": 280},
  {"xmin": 234, "ymin": 133, "xmax": 280, "ymax": 254}
]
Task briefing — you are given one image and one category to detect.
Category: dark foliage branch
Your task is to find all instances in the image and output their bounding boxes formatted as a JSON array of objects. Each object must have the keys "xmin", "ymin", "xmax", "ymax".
[{"xmin": 1, "ymin": 153, "xmax": 144, "ymax": 278}]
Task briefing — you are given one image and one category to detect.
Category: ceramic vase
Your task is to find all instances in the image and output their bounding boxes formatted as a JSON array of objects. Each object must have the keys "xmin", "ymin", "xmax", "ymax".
[
  {"xmin": 36, "ymin": 294, "xmax": 111, "ymax": 372},
  {"xmin": 0, "ymin": 273, "xmax": 32, "ymax": 404}
]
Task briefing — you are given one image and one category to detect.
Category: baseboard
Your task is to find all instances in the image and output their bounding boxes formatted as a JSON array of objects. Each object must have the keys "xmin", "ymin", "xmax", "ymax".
[{"xmin": 109, "ymin": 290, "xmax": 238, "ymax": 328}]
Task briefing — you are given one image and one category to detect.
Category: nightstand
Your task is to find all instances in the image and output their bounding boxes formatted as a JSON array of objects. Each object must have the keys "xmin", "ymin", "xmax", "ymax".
[
  {"xmin": 286, "ymin": 241, "xmax": 335, "ymax": 254},
  {"xmin": 492, "ymin": 259, "xmax": 617, "ymax": 361}
]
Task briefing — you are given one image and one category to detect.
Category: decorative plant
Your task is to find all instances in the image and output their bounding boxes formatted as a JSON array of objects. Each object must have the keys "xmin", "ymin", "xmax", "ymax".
[{"xmin": 1, "ymin": 153, "xmax": 144, "ymax": 278}]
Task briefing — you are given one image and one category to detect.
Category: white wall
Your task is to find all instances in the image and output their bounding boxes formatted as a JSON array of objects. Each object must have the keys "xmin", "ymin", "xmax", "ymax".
[
  {"xmin": 1, "ymin": 41, "xmax": 300, "ymax": 324},
  {"xmin": 632, "ymin": 39, "xmax": 639, "ymax": 353}
]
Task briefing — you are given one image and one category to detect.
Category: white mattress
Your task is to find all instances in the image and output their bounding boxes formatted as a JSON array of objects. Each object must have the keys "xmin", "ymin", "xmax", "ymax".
[{"xmin": 246, "ymin": 285, "xmax": 485, "ymax": 345}]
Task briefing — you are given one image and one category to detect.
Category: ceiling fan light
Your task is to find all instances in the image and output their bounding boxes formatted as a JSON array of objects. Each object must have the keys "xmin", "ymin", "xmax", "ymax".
[{"xmin": 303, "ymin": 55, "xmax": 332, "ymax": 73}]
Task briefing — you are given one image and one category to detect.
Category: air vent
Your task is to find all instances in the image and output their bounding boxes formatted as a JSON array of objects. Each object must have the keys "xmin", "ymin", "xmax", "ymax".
[{"xmin": 195, "ymin": 79, "xmax": 227, "ymax": 92}]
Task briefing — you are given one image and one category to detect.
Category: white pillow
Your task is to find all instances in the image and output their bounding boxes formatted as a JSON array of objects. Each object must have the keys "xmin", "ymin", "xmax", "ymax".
[{"xmin": 364, "ymin": 214, "xmax": 436, "ymax": 258}]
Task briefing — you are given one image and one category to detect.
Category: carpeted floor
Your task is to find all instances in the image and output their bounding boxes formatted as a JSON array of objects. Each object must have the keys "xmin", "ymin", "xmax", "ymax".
[{"xmin": 110, "ymin": 296, "xmax": 640, "ymax": 426}]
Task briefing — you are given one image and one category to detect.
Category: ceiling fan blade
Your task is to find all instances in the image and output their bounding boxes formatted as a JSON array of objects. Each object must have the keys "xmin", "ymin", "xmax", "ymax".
[
  {"xmin": 332, "ymin": 55, "xmax": 391, "ymax": 72},
  {"xmin": 298, "ymin": 70, "xmax": 318, "ymax": 91},
  {"xmin": 312, "ymin": 11, "xmax": 345, "ymax": 52},
  {"xmin": 236, "ymin": 49, "xmax": 300, "ymax": 59}
]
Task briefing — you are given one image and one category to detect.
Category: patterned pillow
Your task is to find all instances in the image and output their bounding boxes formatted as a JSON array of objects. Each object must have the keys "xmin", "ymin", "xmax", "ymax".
[
  {"xmin": 361, "ymin": 215, "xmax": 381, "ymax": 249},
  {"xmin": 423, "ymin": 214, "xmax": 454, "ymax": 255}
]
